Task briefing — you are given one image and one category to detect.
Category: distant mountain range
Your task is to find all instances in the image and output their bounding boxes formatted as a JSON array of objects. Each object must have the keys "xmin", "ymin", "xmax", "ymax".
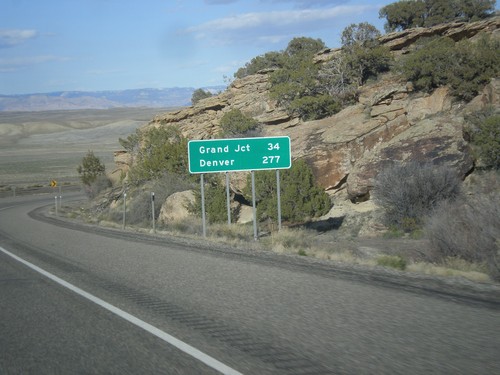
[{"xmin": 0, "ymin": 86, "xmax": 225, "ymax": 111}]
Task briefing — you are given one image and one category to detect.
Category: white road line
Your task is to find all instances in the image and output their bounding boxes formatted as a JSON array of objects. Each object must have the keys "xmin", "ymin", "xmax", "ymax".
[{"xmin": 0, "ymin": 245, "xmax": 244, "ymax": 375}]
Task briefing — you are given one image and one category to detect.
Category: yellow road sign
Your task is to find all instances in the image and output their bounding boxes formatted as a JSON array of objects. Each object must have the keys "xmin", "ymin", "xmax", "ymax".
[{"xmin": 50, "ymin": 180, "xmax": 57, "ymax": 187}]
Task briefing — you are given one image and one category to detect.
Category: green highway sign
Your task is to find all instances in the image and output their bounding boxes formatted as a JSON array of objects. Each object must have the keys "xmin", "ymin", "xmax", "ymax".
[{"xmin": 188, "ymin": 136, "xmax": 291, "ymax": 173}]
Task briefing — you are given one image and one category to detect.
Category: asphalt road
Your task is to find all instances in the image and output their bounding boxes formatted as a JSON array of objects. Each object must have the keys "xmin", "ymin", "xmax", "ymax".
[{"xmin": 0, "ymin": 194, "xmax": 499, "ymax": 374}]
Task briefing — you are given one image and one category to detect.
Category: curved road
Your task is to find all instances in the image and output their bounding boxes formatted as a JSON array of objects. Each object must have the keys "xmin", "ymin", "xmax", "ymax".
[{"xmin": 0, "ymin": 194, "xmax": 499, "ymax": 374}]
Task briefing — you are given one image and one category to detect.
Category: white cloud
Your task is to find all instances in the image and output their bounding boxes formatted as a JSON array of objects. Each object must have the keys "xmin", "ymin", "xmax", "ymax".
[
  {"xmin": 0, "ymin": 29, "xmax": 38, "ymax": 48},
  {"xmin": 184, "ymin": 5, "xmax": 377, "ymax": 45}
]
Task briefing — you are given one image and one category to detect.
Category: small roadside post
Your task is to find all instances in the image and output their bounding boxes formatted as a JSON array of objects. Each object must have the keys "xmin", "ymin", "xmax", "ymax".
[
  {"xmin": 54, "ymin": 196, "xmax": 58, "ymax": 217},
  {"xmin": 122, "ymin": 192, "xmax": 127, "ymax": 230},
  {"xmin": 188, "ymin": 136, "xmax": 291, "ymax": 239},
  {"xmin": 151, "ymin": 192, "xmax": 156, "ymax": 233}
]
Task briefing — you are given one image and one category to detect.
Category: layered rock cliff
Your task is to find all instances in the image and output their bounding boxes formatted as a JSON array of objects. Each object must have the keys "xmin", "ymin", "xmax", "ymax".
[{"xmin": 116, "ymin": 17, "xmax": 499, "ymax": 202}]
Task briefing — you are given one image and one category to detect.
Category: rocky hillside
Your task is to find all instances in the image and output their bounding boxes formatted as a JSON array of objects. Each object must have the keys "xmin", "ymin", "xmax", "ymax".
[{"xmin": 116, "ymin": 17, "xmax": 499, "ymax": 203}]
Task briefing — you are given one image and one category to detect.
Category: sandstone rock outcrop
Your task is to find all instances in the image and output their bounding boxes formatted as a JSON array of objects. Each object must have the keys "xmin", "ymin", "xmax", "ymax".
[
  {"xmin": 115, "ymin": 17, "xmax": 499, "ymax": 204},
  {"xmin": 147, "ymin": 71, "xmax": 295, "ymax": 140},
  {"xmin": 158, "ymin": 190, "xmax": 195, "ymax": 224},
  {"xmin": 378, "ymin": 17, "xmax": 500, "ymax": 52}
]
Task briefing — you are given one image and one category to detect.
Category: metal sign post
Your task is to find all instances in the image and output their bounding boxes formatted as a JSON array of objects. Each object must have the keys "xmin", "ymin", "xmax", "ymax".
[
  {"xmin": 276, "ymin": 169, "xmax": 282, "ymax": 231},
  {"xmin": 226, "ymin": 172, "xmax": 231, "ymax": 225},
  {"xmin": 54, "ymin": 196, "xmax": 58, "ymax": 217},
  {"xmin": 200, "ymin": 174, "xmax": 207, "ymax": 238},
  {"xmin": 187, "ymin": 136, "xmax": 292, "ymax": 238}
]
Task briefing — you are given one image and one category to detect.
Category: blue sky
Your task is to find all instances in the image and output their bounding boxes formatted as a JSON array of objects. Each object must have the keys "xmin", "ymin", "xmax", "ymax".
[{"xmin": 1, "ymin": 0, "xmax": 409, "ymax": 95}]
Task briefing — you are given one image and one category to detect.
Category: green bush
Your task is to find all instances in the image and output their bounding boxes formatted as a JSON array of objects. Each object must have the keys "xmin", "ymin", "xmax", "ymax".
[
  {"xmin": 399, "ymin": 37, "xmax": 455, "ymax": 92},
  {"xmin": 373, "ymin": 162, "xmax": 461, "ymax": 231},
  {"xmin": 191, "ymin": 88, "xmax": 213, "ymax": 105},
  {"xmin": 77, "ymin": 150, "xmax": 106, "ymax": 186},
  {"xmin": 203, "ymin": 182, "xmax": 231, "ymax": 224},
  {"xmin": 379, "ymin": 0, "xmax": 427, "ymax": 31},
  {"xmin": 341, "ymin": 22, "xmax": 381, "ymax": 48},
  {"xmin": 245, "ymin": 159, "xmax": 331, "ymax": 224},
  {"xmin": 399, "ymin": 35, "xmax": 500, "ymax": 101},
  {"xmin": 234, "ymin": 37, "xmax": 324, "ymax": 80},
  {"xmin": 268, "ymin": 37, "xmax": 343, "ymax": 121},
  {"xmin": 287, "ymin": 94, "xmax": 341, "ymax": 122},
  {"xmin": 379, "ymin": 0, "xmax": 496, "ymax": 32},
  {"xmin": 128, "ymin": 126, "xmax": 189, "ymax": 183},
  {"xmin": 284, "ymin": 37, "xmax": 325, "ymax": 57},
  {"xmin": 269, "ymin": 52, "xmax": 340, "ymax": 120},
  {"xmin": 269, "ymin": 27, "xmax": 389, "ymax": 121},
  {"xmin": 270, "ymin": 56, "xmax": 321, "ymax": 107},
  {"xmin": 219, "ymin": 109, "xmax": 259, "ymax": 137},
  {"xmin": 234, "ymin": 51, "xmax": 285, "ymax": 79},
  {"xmin": 344, "ymin": 43, "xmax": 392, "ymax": 86},
  {"xmin": 469, "ymin": 115, "xmax": 500, "ymax": 169},
  {"xmin": 189, "ymin": 175, "xmax": 238, "ymax": 224}
]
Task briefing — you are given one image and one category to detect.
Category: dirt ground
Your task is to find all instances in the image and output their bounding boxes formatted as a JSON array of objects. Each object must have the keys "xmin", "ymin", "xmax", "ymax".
[{"xmin": 0, "ymin": 108, "xmax": 168, "ymax": 186}]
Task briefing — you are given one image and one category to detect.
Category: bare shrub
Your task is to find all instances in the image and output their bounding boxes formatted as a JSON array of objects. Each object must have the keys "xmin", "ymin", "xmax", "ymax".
[
  {"xmin": 85, "ymin": 175, "xmax": 112, "ymax": 198},
  {"xmin": 127, "ymin": 190, "xmax": 156, "ymax": 226},
  {"xmin": 373, "ymin": 162, "xmax": 461, "ymax": 231},
  {"xmin": 425, "ymin": 192, "xmax": 500, "ymax": 280},
  {"xmin": 126, "ymin": 173, "xmax": 193, "ymax": 226},
  {"xmin": 165, "ymin": 217, "xmax": 203, "ymax": 236}
]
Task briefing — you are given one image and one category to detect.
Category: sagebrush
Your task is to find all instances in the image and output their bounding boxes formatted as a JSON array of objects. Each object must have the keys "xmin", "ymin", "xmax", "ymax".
[
  {"xmin": 425, "ymin": 192, "xmax": 500, "ymax": 280},
  {"xmin": 373, "ymin": 162, "xmax": 461, "ymax": 231}
]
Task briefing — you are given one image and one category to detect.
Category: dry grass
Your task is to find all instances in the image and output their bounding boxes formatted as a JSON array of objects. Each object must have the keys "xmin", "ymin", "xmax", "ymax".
[
  {"xmin": 63, "ymin": 196, "xmax": 497, "ymax": 284},
  {"xmin": 0, "ymin": 108, "xmax": 164, "ymax": 185},
  {"xmin": 259, "ymin": 228, "xmax": 377, "ymax": 266},
  {"xmin": 408, "ymin": 261, "xmax": 491, "ymax": 283}
]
